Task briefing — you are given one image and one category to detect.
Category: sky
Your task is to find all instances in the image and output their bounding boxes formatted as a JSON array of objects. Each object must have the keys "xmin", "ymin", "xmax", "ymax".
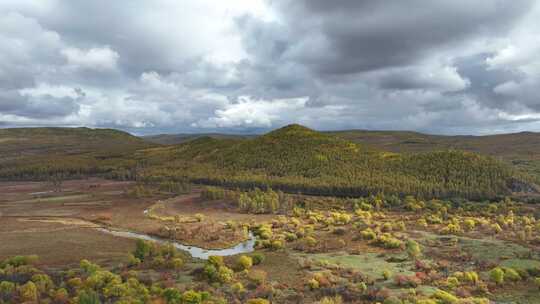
[{"xmin": 1, "ymin": 0, "xmax": 540, "ymax": 135}]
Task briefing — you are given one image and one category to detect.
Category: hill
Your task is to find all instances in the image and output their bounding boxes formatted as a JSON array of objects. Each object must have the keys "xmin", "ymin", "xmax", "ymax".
[
  {"xmin": 328, "ymin": 130, "xmax": 540, "ymax": 179},
  {"xmin": 145, "ymin": 129, "xmax": 540, "ymax": 180},
  {"xmin": 0, "ymin": 127, "xmax": 155, "ymax": 181},
  {"xmin": 137, "ymin": 124, "xmax": 536, "ymax": 200},
  {"xmin": 0, "ymin": 127, "xmax": 152, "ymax": 157}
]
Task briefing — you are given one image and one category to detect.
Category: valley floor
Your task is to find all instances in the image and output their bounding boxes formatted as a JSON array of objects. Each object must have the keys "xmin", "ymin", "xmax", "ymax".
[{"xmin": 1, "ymin": 179, "xmax": 540, "ymax": 303}]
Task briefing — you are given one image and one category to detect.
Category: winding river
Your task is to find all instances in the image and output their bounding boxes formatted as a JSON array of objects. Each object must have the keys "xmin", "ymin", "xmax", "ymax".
[
  {"xmin": 98, "ymin": 228, "xmax": 256, "ymax": 260},
  {"xmin": 97, "ymin": 206, "xmax": 256, "ymax": 259}
]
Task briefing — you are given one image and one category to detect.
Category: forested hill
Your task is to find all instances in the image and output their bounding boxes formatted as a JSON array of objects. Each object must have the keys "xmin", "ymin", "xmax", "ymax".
[
  {"xmin": 0, "ymin": 127, "xmax": 155, "ymax": 181},
  {"xmin": 145, "ymin": 128, "xmax": 540, "ymax": 181},
  {"xmin": 329, "ymin": 130, "xmax": 540, "ymax": 181},
  {"xmin": 138, "ymin": 124, "xmax": 538, "ymax": 200},
  {"xmin": 0, "ymin": 127, "xmax": 153, "ymax": 157}
]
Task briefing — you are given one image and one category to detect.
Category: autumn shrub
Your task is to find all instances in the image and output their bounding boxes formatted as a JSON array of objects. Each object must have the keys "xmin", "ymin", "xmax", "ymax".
[
  {"xmin": 381, "ymin": 222, "xmax": 393, "ymax": 232},
  {"xmin": 285, "ymin": 232, "xmax": 298, "ymax": 241},
  {"xmin": 271, "ymin": 240, "xmax": 284, "ymax": 250},
  {"xmin": 319, "ymin": 295, "xmax": 343, "ymax": 304},
  {"xmin": 217, "ymin": 266, "xmax": 234, "ymax": 283},
  {"xmin": 237, "ymin": 255, "xmax": 253, "ymax": 271},
  {"xmin": 246, "ymin": 298, "xmax": 270, "ymax": 304},
  {"xmin": 440, "ymin": 223, "xmax": 461, "ymax": 235},
  {"xmin": 406, "ymin": 240, "xmax": 421, "ymax": 259},
  {"xmin": 208, "ymin": 256, "xmax": 224, "ymax": 267},
  {"xmin": 417, "ymin": 218, "xmax": 428, "ymax": 228},
  {"xmin": 305, "ymin": 236, "xmax": 318, "ymax": 247},
  {"xmin": 80, "ymin": 259, "xmax": 100, "ymax": 275},
  {"xmin": 194, "ymin": 213, "xmax": 205, "ymax": 222},
  {"xmin": 331, "ymin": 212, "xmax": 351, "ymax": 225},
  {"xmin": 201, "ymin": 186, "xmax": 226, "ymax": 200},
  {"xmin": 1, "ymin": 255, "xmax": 39, "ymax": 267},
  {"xmin": 489, "ymin": 267, "xmax": 504, "ymax": 285},
  {"xmin": 17, "ymin": 281, "xmax": 37, "ymax": 302},
  {"xmin": 227, "ymin": 282, "xmax": 243, "ymax": 296},
  {"xmin": 463, "ymin": 219, "xmax": 476, "ymax": 231},
  {"xmin": 503, "ymin": 267, "xmax": 521, "ymax": 281},
  {"xmin": 182, "ymin": 290, "xmax": 208, "ymax": 304},
  {"xmin": 373, "ymin": 233, "xmax": 403, "ymax": 249},
  {"xmin": 446, "ymin": 276, "xmax": 460, "ymax": 289},
  {"xmin": 256, "ymin": 225, "xmax": 273, "ymax": 240},
  {"xmin": 394, "ymin": 221, "xmax": 406, "ymax": 231},
  {"xmin": 360, "ymin": 228, "xmax": 376, "ymax": 240},
  {"xmin": 381, "ymin": 269, "xmax": 391, "ymax": 280},
  {"xmin": 68, "ymin": 277, "xmax": 83, "ymax": 290},
  {"xmin": 426, "ymin": 214, "xmax": 443, "ymax": 224},
  {"xmin": 461, "ymin": 271, "xmax": 479, "ymax": 284},
  {"xmin": 491, "ymin": 223, "xmax": 503, "ymax": 234},
  {"xmin": 127, "ymin": 254, "xmax": 141, "ymax": 267},
  {"xmin": 162, "ymin": 288, "xmax": 182, "ymax": 304},
  {"xmin": 171, "ymin": 257, "xmax": 184, "ymax": 270},
  {"xmin": 31, "ymin": 273, "xmax": 54, "ymax": 293},
  {"xmin": 308, "ymin": 278, "xmax": 319, "ymax": 290},
  {"xmin": 432, "ymin": 290, "xmax": 459, "ymax": 304},
  {"xmin": 0, "ymin": 281, "xmax": 16, "ymax": 300}
]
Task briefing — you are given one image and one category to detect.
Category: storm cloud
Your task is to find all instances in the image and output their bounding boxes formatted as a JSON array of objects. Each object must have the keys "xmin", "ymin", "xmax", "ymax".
[{"xmin": 1, "ymin": 0, "xmax": 539, "ymax": 134}]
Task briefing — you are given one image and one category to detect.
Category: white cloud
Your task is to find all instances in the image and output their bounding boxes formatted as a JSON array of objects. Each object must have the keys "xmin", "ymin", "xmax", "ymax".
[
  {"xmin": 61, "ymin": 46, "xmax": 119, "ymax": 71},
  {"xmin": 19, "ymin": 83, "xmax": 81, "ymax": 99},
  {"xmin": 195, "ymin": 96, "xmax": 308, "ymax": 128},
  {"xmin": 368, "ymin": 62, "xmax": 470, "ymax": 92}
]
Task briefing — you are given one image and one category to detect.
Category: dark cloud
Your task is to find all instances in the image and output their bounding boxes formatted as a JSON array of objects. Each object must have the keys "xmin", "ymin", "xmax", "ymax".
[
  {"xmin": 455, "ymin": 53, "xmax": 524, "ymax": 110},
  {"xmin": 0, "ymin": 90, "xmax": 80, "ymax": 119},
  {"xmin": 267, "ymin": 0, "xmax": 534, "ymax": 75}
]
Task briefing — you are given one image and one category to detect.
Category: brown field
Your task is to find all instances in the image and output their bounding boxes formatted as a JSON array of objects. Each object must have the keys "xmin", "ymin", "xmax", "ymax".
[
  {"xmin": 0, "ymin": 179, "xmax": 145, "ymax": 265},
  {"xmin": 0, "ymin": 178, "xmax": 276, "ymax": 265},
  {"xmin": 0, "ymin": 217, "xmax": 134, "ymax": 267}
]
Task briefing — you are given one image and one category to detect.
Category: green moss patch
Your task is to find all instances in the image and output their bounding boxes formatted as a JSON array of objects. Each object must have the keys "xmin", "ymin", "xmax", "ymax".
[
  {"xmin": 500, "ymin": 259, "xmax": 540, "ymax": 271},
  {"xmin": 296, "ymin": 251, "xmax": 415, "ymax": 281}
]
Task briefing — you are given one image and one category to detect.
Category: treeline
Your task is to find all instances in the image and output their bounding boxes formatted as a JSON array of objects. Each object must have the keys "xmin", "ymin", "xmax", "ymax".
[
  {"xmin": 138, "ymin": 152, "xmax": 519, "ymax": 200},
  {"xmin": 0, "ymin": 151, "xmax": 141, "ymax": 181}
]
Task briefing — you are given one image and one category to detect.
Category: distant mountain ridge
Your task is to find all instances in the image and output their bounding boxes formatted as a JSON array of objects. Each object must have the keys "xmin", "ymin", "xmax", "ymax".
[
  {"xmin": 143, "ymin": 128, "xmax": 540, "ymax": 156},
  {"xmin": 143, "ymin": 133, "xmax": 255, "ymax": 145}
]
